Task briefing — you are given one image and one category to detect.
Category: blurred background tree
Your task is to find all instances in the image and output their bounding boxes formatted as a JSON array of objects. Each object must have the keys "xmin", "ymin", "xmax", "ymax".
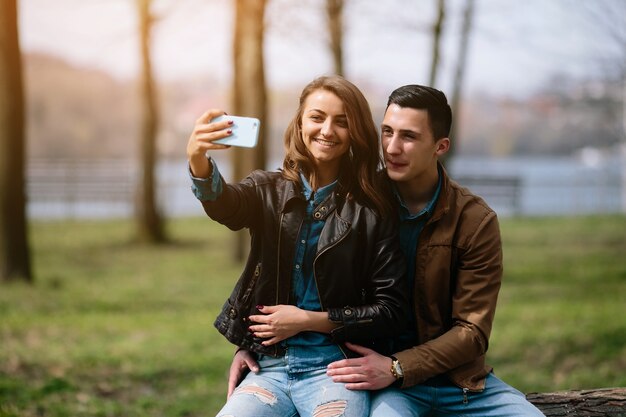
[
  {"xmin": 428, "ymin": 0, "xmax": 445, "ymax": 87},
  {"xmin": 0, "ymin": 0, "xmax": 31, "ymax": 283},
  {"xmin": 136, "ymin": 0, "xmax": 166, "ymax": 243},
  {"xmin": 230, "ymin": 0, "xmax": 268, "ymax": 261},
  {"xmin": 446, "ymin": 0, "xmax": 475, "ymax": 164},
  {"xmin": 326, "ymin": 0, "xmax": 344, "ymax": 76}
]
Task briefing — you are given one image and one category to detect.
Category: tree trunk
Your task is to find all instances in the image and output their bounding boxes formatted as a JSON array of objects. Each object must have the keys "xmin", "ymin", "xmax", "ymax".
[
  {"xmin": 231, "ymin": 0, "xmax": 268, "ymax": 261},
  {"xmin": 136, "ymin": 0, "xmax": 165, "ymax": 243},
  {"xmin": 0, "ymin": 0, "xmax": 32, "ymax": 283},
  {"xmin": 428, "ymin": 0, "xmax": 445, "ymax": 87},
  {"xmin": 527, "ymin": 388, "xmax": 626, "ymax": 417},
  {"xmin": 444, "ymin": 0, "xmax": 474, "ymax": 166},
  {"xmin": 326, "ymin": 0, "xmax": 344, "ymax": 76}
]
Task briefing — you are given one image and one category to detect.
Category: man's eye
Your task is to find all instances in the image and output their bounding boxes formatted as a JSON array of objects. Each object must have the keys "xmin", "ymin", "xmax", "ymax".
[{"xmin": 382, "ymin": 129, "xmax": 393, "ymax": 136}]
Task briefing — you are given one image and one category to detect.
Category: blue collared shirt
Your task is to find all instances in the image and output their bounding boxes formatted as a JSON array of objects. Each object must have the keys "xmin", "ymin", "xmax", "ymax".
[
  {"xmin": 285, "ymin": 174, "xmax": 344, "ymax": 372},
  {"xmin": 189, "ymin": 158, "xmax": 222, "ymax": 201},
  {"xmin": 394, "ymin": 169, "xmax": 442, "ymax": 347}
]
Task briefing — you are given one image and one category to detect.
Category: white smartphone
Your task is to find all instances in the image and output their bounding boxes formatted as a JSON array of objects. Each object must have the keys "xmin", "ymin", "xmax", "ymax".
[{"xmin": 212, "ymin": 115, "xmax": 260, "ymax": 148}]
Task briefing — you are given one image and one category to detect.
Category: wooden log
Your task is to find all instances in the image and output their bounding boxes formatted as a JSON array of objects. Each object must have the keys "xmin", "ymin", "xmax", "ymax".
[{"xmin": 527, "ymin": 388, "xmax": 626, "ymax": 417}]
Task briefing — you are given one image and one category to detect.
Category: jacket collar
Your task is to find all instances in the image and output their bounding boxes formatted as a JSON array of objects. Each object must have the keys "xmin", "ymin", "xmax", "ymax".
[
  {"xmin": 279, "ymin": 173, "xmax": 345, "ymax": 221},
  {"xmin": 279, "ymin": 175, "xmax": 305, "ymax": 213},
  {"xmin": 428, "ymin": 161, "xmax": 451, "ymax": 224}
]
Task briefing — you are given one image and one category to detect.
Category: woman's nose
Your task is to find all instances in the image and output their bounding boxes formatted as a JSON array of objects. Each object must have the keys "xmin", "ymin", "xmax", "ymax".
[{"xmin": 320, "ymin": 119, "xmax": 333, "ymax": 137}]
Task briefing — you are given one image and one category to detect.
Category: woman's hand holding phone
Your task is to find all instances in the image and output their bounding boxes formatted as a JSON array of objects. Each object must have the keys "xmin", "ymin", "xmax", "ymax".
[
  {"xmin": 187, "ymin": 109, "xmax": 261, "ymax": 178},
  {"xmin": 186, "ymin": 109, "xmax": 232, "ymax": 178}
]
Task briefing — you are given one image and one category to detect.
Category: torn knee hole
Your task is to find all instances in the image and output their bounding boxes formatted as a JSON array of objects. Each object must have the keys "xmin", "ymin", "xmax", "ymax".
[
  {"xmin": 313, "ymin": 399, "xmax": 348, "ymax": 417},
  {"xmin": 233, "ymin": 384, "xmax": 278, "ymax": 405}
]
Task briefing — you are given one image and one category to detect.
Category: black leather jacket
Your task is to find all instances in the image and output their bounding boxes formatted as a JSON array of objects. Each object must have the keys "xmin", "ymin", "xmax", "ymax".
[{"xmin": 203, "ymin": 170, "xmax": 409, "ymax": 357}]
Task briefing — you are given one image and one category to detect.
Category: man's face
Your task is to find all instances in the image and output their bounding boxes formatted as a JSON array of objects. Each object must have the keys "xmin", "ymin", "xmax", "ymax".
[{"xmin": 381, "ymin": 104, "xmax": 447, "ymax": 185}]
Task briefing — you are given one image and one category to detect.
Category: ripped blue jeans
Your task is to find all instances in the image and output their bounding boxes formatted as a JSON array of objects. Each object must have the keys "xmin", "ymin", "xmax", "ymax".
[{"xmin": 216, "ymin": 350, "xmax": 369, "ymax": 417}]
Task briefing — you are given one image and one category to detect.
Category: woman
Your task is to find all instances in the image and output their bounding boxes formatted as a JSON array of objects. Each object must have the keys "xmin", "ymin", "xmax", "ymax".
[{"xmin": 187, "ymin": 75, "xmax": 408, "ymax": 417}]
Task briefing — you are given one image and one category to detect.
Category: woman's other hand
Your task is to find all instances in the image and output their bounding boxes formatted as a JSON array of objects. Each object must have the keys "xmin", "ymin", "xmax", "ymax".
[{"xmin": 248, "ymin": 305, "xmax": 338, "ymax": 346}]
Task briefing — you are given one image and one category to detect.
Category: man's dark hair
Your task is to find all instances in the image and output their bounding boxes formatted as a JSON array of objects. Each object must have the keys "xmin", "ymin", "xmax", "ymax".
[{"xmin": 386, "ymin": 85, "xmax": 452, "ymax": 140}]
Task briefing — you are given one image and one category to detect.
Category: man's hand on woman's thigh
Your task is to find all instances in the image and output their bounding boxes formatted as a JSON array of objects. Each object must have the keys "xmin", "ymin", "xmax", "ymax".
[{"xmin": 326, "ymin": 342, "xmax": 396, "ymax": 390}]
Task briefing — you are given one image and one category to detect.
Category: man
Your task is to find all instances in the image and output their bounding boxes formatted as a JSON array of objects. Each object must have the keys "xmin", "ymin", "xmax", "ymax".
[
  {"xmin": 228, "ymin": 84, "xmax": 545, "ymax": 416},
  {"xmin": 324, "ymin": 84, "xmax": 544, "ymax": 416}
]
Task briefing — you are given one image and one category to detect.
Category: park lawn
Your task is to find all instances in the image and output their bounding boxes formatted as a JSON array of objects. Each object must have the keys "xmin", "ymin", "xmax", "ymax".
[
  {"xmin": 1, "ymin": 214, "xmax": 626, "ymax": 416},
  {"xmin": 491, "ymin": 215, "xmax": 626, "ymax": 392}
]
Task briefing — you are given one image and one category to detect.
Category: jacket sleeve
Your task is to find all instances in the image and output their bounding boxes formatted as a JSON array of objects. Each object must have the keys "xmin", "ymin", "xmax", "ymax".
[
  {"xmin": 201, "ymin": 170, "xmax": 264, "ymax": 232},
  {"xmin": 327, "ymin": 215, "xmax": 410, "ymax": 344},
  {"xmin": 394, "ymin": 210, "xmax": 502, "ymax": 388}
]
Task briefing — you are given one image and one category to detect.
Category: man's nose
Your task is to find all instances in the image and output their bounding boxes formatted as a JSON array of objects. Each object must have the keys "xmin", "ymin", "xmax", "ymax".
[{"xmin": 385, "ymin": 135, "xmax": 400, "ymax": 154}]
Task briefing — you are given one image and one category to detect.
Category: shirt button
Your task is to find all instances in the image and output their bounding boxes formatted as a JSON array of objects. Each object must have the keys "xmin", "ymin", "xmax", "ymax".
[
  {"xmin": 301, "ymin": 240, "xmax": 306, "ymax": 244},
  {"xmin": 295, "ymin": 265, "xmax": 300, "ymax": 269},
  {"xmin": 344, "ymin": 308, "xmax": 353, "ymax": 316}
]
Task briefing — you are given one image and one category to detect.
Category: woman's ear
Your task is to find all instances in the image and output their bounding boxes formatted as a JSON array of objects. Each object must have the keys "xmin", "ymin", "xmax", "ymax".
[{"xmin": 435, "ymin": 137, "xmax": 450, "ymax": 156}]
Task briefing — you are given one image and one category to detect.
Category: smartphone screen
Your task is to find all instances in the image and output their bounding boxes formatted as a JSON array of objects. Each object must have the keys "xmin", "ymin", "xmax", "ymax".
[{"xmin": 212, "ymin": 115, "xmax": 260, "ymax": 148}]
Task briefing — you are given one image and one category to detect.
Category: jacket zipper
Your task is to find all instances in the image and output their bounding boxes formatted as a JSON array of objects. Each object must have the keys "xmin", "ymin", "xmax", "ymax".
[
  {"xmin": 275, "ymin": 212, "xmax": 284, "ymax": 305},
  {"xmin": 312, "ymin": 214, "xmax": 350, "ymax": 311},
  {"xmin": 270, "ymin": 212, "xmax": 285, "ymax": 357},
  {"xmin": 314, "ymin": 216, "xmax": 373, "ymax": 325},
  {"xmin": 240, "ymin": 262, "xmax": 261, "ymax": 305}
]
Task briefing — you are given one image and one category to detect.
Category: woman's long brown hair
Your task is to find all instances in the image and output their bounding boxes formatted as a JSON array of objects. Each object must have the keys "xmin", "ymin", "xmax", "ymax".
[{"xmin": 282, "ymin": 75, "xmax": 391, "ymax": 217}]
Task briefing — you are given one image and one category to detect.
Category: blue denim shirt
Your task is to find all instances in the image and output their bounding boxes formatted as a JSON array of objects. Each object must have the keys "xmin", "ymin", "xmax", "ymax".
[
  {"xmin": 189, "ymin": 158, "xmax": 222, "ymax": 201},
  {"xmin": 282, "ymin": 174, "xmax": 344, "ymax": 372},
  {"xmin": 189, "ymin": 161, "xmax": 344, "ymax": 372},
  {"xmin": 394, "ymin": 168, "xmax": 442, "ymax": 348}
]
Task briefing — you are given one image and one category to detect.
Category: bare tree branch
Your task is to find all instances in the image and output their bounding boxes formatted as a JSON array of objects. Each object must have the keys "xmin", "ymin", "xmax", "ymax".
[
  {"xmin": 428, "ymin": 0, "xmax": 445, "ymax": 87},
  {"xmin": 326, "ymin": 0, "xmax": 344, "ymax": 76}
]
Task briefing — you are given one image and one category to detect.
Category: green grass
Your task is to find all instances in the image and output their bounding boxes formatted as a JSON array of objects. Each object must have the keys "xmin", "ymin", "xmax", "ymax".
[
  {"xmin": 1, "ymin": 214, "xmax": 626, "ymax": 415},
  {"xmin": 492, "ymin": 215, "xmax": 626, "ymax": 392}
]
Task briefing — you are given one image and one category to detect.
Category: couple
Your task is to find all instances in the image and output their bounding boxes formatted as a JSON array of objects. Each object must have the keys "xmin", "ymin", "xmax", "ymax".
[{"xmin": 187, "ymin": 75, "xmax": 544, "ymax": 417}]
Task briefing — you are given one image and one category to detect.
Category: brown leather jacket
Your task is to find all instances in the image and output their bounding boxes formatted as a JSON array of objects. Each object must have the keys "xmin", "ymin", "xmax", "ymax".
[{"xmin": 394, "ymin": 163, "xmax": 503, "ymax": 391}]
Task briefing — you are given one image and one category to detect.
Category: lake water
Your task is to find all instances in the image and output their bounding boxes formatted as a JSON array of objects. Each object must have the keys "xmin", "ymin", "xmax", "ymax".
[
  {"xmin": 448, "ymin": 153, "xmax": 625, "ymax": 216},
  {"xmin": 27, "ymin": 152, "xmax": 626, "ymax": 219}
]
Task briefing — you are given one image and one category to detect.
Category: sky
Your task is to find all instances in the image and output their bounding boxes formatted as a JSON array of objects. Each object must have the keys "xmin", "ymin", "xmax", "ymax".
[{"xmin": 17, "ymin": 0, "xmax": 625, "ymax": 99}]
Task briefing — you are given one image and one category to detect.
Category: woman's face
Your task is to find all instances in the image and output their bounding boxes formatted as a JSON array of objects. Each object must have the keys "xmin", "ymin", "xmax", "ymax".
[{"xmin": 300, "ymin": 89, "xmax": 351, "ymax": 174}]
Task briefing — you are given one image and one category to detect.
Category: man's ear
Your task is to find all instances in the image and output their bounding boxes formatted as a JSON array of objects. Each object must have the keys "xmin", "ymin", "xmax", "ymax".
[{"xmin": 435, "ymin": 137, "xmax": 450, "ymax": 156}]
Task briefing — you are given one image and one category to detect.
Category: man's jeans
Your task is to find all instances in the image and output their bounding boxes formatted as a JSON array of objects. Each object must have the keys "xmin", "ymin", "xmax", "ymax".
[
  {"xmin": 216, "ymin": 353, "xmax": 369, "ymax": 417},
  {"xmin": 370, "ymin": 373, "xmax": 545, "ymax": 417}
]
